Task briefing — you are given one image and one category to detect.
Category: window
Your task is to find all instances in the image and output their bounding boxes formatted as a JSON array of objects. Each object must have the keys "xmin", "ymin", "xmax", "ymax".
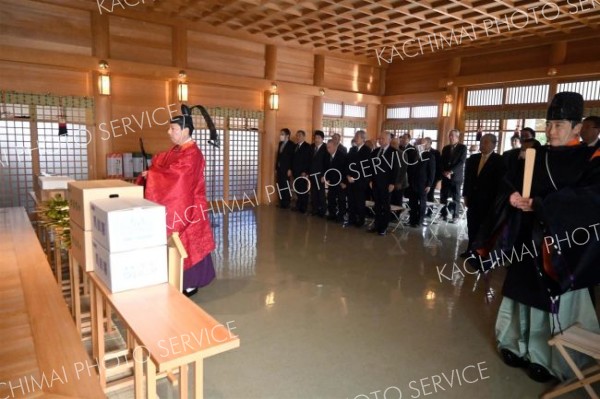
[
  {"xmin": 229, "ymin": 117, "xmax": 259, "ymax": 201},
  {"xmin": 505, "ymin": 84, "xmax": 549, "ymax": 104},
  {"xmin": 193, "ymin": 115, "xmax": 225, "ymax": 202},
  {"xmin": 463, "ymin": 119, "xmax": 500, "ymax": 156},
  {"xmin": 411, "ymin": 106, "xmax": 438, "ymax": 118},
  {"xmin": 466, "ymin": 88, "xmax": 503, "ymax": 106},
  {"xmin": 386, "ymin": 107, "xmax": 410, "ymax": 119},
  {"xmin": 323, "ymin": 102, "xmax": 366, "ymax": 118},
  {"xmin": 36, "ymin": 106, "xmax": 89, "ymax": 180},
  {"xmin": 412, "ymin": 129, "xmax": 439, "ymax": 149},
  {"xmin": 0, "ymin": 115, "xmax": 34, "ymax": 211},
  {"xmin": 384, "ymin": 104, "xmax": 439, "ymax": 144},
  {"xmin": 343, "ymin": 104, "xmax": 366, "ymax": 118},
  {"xmin": 192, "ymin": 113, "xmax": 261, "ymax": 203},
  {"xmin": 501, "ymin": 118, "xmax": 547, "ymax": 151},
  {"xmin": 323, "ymin": 102, "xmax": 342, "ymax": 117},
  {"xmin": 0, "ymin": 99, "xmax": 92, "ymax": 212},
  {"xmin": 557, "ymin": 80, "xmax": 600, "ymax": 101}
]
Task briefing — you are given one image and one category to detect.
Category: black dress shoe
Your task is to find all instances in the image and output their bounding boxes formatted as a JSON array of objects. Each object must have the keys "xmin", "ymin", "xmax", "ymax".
[
  {"xmin": 500, "ymin": 349, "xmax": 529, "ymax": 368},
  {"xmin": 326, "ymin": 215, "xmax": 337, "ymax": 221},
  {"xmin": 378, "ymin": 231, "xmax": 387, "ymax": 236},
  {"xmin": 183, "ymin": 288, "xmax": 198, "ymax": 297},
  {"xmin": 527, "ymin": 363, "xmax": 555, "ymax": 383}
]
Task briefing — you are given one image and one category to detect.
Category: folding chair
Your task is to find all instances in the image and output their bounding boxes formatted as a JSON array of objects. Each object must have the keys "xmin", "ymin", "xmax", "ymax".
[
  {"xmin": 365, "ymin": 200, "xmax": 376, "ymax": 228},
  {"xmin": 541, "ymin": 324, "xmax": 600, "ymax": 399},
  {"xmin": 389, "ymin": 204, "xmax": 406, "ymax": 232},
  {"xmin": 426, "ymin": 201, "xmax": 442, "ymax": 224}
]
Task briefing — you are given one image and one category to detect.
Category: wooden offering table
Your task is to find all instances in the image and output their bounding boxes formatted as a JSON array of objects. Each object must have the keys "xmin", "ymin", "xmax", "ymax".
[
  {"xmin": 88, "ymin": 273, "xmax": 240, "ymax": 398},
  {"xmin": 0, "ymin": 207, "xmax": 105, "ymax": 399}
]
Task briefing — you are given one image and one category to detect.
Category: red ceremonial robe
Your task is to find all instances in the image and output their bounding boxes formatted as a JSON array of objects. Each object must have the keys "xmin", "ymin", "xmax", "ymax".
[{"xmin": 141, "ymin": 141, "xmax": 215, "ymax": 272}]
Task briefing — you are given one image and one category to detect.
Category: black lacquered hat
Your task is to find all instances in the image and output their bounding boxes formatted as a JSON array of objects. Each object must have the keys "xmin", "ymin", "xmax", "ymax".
[{"xmin": 546, "ymin": 92, "xmax": 584, "ymax": 122}]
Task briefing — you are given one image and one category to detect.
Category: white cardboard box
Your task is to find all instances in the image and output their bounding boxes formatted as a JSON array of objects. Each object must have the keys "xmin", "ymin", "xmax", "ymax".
[
  {"xmin": 68, "ymin": 180, "xmax": 143, "ymax": 231},
  {"xmin": 92, "ymin": 240, "xmax": 167, "ymax": 293},
  {"xmin": 90, "ymin": 197, "xmax": 167, "ymax": 253},
  {"xmin": 70, "ymin": 220, "xmax": 93, "ymax": 271},
  {"xmin": 38, "ymin": 175, "xmax": 75, "ymax": 190}
]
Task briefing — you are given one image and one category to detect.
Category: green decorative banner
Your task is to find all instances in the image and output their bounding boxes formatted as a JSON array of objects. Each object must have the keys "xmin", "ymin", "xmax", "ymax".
[
  {"xmin": 322, "ymin": 118, "xmax": 367, "ymax": 129},
  {"xmin": 464, "ymin": 108, "xmax": 547, "ymax": 121},
  {"xmin": 383, "ymin": 118, "xmax": 437, "ymax": 131},
  {"xmin": 206, "ymin": 107, "xmax": 264, "ymax": 120},
  {"xmin": 1, "ymin": 90, "xmax": 95, "ymax": 109}
]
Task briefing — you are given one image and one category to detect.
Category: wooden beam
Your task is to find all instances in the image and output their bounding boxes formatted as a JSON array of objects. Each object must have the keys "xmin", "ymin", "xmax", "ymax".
[
  {"xmin": 382, "ymin": 91, "xmax": 445, "ymax": 105},
  {"xmin": 439, "ymin": 61, "xmax": 600, "ymax": 87}
]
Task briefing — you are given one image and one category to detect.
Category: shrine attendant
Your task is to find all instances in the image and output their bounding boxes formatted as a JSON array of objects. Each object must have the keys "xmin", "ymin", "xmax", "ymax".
[{"xmin": 139, "ymin": 111, "xmax": 216, "ymax": 297}]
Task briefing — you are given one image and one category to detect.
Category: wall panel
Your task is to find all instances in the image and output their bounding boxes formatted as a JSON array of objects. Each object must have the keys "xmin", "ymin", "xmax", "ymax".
[
  {"xmin": 108, "ymin": 76, "xmax": 171, "ymax": 155},
  {"xmin": 0, "ymin": 0, "xmax": 91, "ymax": 55},
  {"xmin": 276, "ymin": 94, "xmax": 314, "ymax": 135},
  {"xmin": 0, "ymin": 61, "xmax": 90, "ymax": 96},
  {"xmin": 109, "ymin": 16, "xmax": 172, "ymax": 66},
  {"xmin": 188, "ymin": 31, "xmax": 265, "ymax": 78},
  {"xmin": 386, "ymin": 58, "xmax": 448, "ymax": 95},
  {"xmin": 324, "ymin": 57, "xmax": 380, "ymax": 94},
  {"xmin": 276, "ymin": 47, "xmax": 314, "ymax": 85}
]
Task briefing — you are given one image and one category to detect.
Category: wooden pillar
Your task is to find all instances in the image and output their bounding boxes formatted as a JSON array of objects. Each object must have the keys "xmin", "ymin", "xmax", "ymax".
[
  {"xmin": 314, "ymin": 55, "xmax": 325, "ymax": 87},
  {"xmin": 378, "ymin": 67, "xmax": 387, "ymax": 96},
  {"xmin": 261, "ymin": 45, "xmax": 278, "ymax": 205},
  {"xmin": 261, "ymin": 91, "xmax": 277, "ymax": 205},
  {"xmin": 313, "ymin": 55, "xmax": 325, "ymax": 135},
  {"xmin": 91, "ymin": 12, "xmax": 111, "ymax": 179},
  {"xmin": 265, "ymin": 45, "xmax": 277, "ymax": 81},
  {"xmin": 172, "ymin": 26, "xmax": 187, "ymax": 69},
  {"xmin": 312, "ymin": 96, "xmax": 323, "ymax": 133}
]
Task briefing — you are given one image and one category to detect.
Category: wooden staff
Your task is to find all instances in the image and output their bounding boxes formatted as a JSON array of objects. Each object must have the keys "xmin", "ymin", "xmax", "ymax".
[{"xmin": 522, "ymin": 148, "xmax": 536, "ymax": 198}]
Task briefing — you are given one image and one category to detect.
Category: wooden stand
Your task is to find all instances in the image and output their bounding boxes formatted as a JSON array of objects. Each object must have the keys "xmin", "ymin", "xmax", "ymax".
[{"xmin": 88, "ymin": 274, "xmax": 239, "ymax": 398}]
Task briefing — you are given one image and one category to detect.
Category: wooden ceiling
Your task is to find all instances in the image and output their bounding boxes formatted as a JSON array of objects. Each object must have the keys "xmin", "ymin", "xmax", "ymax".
[{"xmin": 142, "ymin": 0, "xmax": 600, "ymax": 59}]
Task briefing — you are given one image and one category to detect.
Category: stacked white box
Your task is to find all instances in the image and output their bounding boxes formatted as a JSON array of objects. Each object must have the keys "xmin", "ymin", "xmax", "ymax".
[
  {"xmin": 67, "ymin": 180, "xmax": 143, "ymax": 270},
  {"xmin": 90, "ymin": 197, "xmax": 168, "ymax": 293}
]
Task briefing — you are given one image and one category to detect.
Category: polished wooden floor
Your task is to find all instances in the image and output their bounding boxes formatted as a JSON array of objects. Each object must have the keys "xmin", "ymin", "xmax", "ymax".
[{"xmin": 127, "ymin": 205, "xmax": 597, "ymax": 399}]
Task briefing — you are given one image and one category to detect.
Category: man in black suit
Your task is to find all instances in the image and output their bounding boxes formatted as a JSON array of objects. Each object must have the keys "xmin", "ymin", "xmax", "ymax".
[
  {"xmin": 369, "ymin": 131, "xmax": 399, "ymax": 235},
  {"xmin": 275, "ymin": 128, "xmax": 295, "ymax": 209},
  {"xmin": 331, "ymin": 133, "xmax": 348, "ymax": 154},
  {"xmin": 345, "ymin": 130, "xmax": 371, "ymax": 227},
  {"xmin": 439, "ymin": 129, "xmax": 467, "ymax": 222},
  {"xmin": 502, "ymin": 128, "xmax": 540, "ymax": 194},
  {"xmin": 462, "ymin": 134, "xmax": 505, "ymax": 256},
  {"xmin": 291, "ymin": 130, "xmax": 312, "ymax": 213},
  {"xmin": 406, "ymin": 139, "xmax": 435, "ymax": 227},
  {"xmin": 324, "ymin": 139, "xmax": 347, "ymax": 222},
  {"xmin": 309, "ymin": 130, "xmax": 328, "ymax": 217},
  {"xmin": 581, "ymin": 116, "xmax": 600, "ymax": 148},
  {"xmin": 427, "ymin": 139, "xmax": 442, "ymax": 203}
]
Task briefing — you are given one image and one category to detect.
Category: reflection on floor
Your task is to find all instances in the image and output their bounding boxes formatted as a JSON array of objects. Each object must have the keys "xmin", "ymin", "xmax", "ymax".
[{"xmin": 113, "ymin": 206, "xmax": 599, "ymax": 399}]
